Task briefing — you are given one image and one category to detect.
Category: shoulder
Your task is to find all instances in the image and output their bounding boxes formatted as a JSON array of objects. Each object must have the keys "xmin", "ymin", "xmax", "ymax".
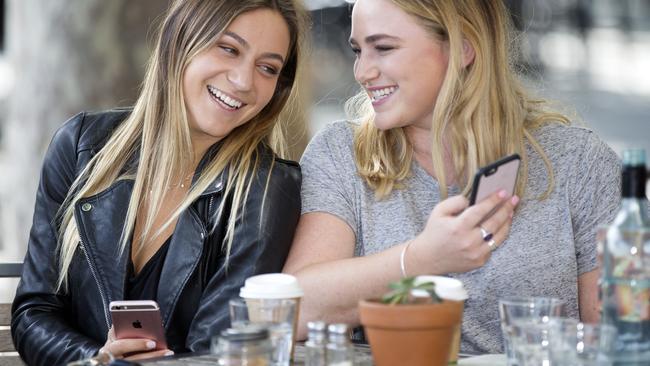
[
  {"xmin": 528, "ymin": 122, "xmax": 620, "ymax": 188},
  {"xmin": 531, "ymin": 122, "xmax": 618, "ymax": 164},
  {"xmin": 52, "ymin": 108, "xmax": 132, "ymax": 154},
  {"xmin": 77, "ymin": 108, "xmax": 132, "ymax": 151},
  {"xmin": 257, "ymin": 144, "xmax": 301, "ymax": 186},
  {"xmin": 302, "ymin": 120, "xmax": 357, "ymax": 163},
  {"xmin": 311, "ymin": 120, "xmax": 356, "ymax": 144}
]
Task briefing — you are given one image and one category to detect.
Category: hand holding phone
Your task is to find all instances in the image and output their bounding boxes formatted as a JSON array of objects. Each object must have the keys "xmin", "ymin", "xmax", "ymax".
[
  {"xmin": 469, "ymin": 153, "xmax": 520, "ymax": 205},
  {"xmin": 109, "ymin": 300, "xmax": 167, "ymax": 350}
]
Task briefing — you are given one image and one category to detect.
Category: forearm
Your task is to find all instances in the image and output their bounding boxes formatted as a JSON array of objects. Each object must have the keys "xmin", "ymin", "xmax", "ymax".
[
  {"xmin": 578, "ymin": 269, "xmax": 600, "ymax": 323},
  {"xmin": 12, "ymin": 308, "xmax": 101, "ymax": 366},
  {"xmin": 289, "ymin": 242, "xmax": 408, "ymax": 339}
]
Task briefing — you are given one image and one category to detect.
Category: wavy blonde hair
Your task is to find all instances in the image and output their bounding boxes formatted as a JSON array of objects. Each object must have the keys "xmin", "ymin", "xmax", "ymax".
[
  {"xmin": 55, "ymin": 0, "xmax": 310, "ymax": 291},
  {"xmin": 348, "ymin": 0, "xmax": 568, "ymax": 199}
]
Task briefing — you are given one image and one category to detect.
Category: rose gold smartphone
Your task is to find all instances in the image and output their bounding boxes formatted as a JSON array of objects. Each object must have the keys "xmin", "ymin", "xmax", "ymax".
[
  {"xmin": 109, "ymin": 300, "xmax": 167, "ymax": 350},
  {"xmin": 469, "ymin": 153, "xmax": 520, "ymax": 205}
]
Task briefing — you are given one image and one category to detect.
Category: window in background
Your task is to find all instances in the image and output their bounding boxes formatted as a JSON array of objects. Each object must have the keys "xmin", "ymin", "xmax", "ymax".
[{"xmin": 0, "ymin": 0, "xmax": 4, "ymax": 52}]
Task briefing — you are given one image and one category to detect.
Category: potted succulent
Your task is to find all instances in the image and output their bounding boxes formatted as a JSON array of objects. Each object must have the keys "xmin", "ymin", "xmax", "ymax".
[{"xmin": 358, "ymin": 276, "xmax": 466, "ymax": 366}]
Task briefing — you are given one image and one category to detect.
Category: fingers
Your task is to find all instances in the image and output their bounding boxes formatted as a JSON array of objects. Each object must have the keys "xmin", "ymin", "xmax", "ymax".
[
  {"xmin": 107, "ymin": 327, "xmax": 115, "ymax": 342},
  {"xmin": 126, "ymin": 348, "xmax": 174, "ymax": 361},
  {"xmin": 460, "ymin": 190, "xmax": 515, "ymax": 226},
  {"xmin": 480, "ymin": 195, "xmax": 516, "ymax": 232},
  {"xmin": 477, "ymin": 195, "xmax": 519, "ymax": 250},
  {"xmin": 490, "ymin": 214, "xmax": 513, "ymax": 250},
  {"xmin": 104, "ymin": 339, "xmax": 159, "ymax": 358}
]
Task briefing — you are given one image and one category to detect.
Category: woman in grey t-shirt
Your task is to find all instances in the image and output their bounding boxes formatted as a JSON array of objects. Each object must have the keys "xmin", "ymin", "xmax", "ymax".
[{"xmin": 283, "ymin": 0, "xmax": 620, "ymax": 354}]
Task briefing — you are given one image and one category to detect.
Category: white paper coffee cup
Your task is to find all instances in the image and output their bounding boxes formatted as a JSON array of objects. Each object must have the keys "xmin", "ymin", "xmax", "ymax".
[
  {"xmin": 239, "ymin": 273, "xmax": 304, "ymax": 362},
  {"xmin": 239, "ymin": 273, "xmax": 304, "ymax": 299}
]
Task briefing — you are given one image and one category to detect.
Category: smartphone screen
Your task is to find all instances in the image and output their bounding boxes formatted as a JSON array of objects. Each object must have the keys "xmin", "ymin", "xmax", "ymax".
[
  {"xmin": 469, "ymin": 153, "xmax": 520, "ymax": 205},
  {"xmin": 109, "ymin": 300, "xmax": 167, "ymax": 350}
]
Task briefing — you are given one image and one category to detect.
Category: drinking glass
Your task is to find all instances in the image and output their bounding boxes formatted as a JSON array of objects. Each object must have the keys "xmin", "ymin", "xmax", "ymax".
[
  {"xmin": 508, "ymin": 317, "xmax": 576, "ymax": 366},
  {"xmin": 498, "ymin": 297, "xmax": 565, "ymax": 366},
  {"xmin": 549, "ymin": 322, "xmax": 617, "ymax": 366},
  {"xmin": 229, "ymin": 297, "xmax": 296, "ymax": 366}
]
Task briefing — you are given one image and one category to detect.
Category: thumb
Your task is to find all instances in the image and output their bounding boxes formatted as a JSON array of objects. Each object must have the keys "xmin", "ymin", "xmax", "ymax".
[{"xmin": 433, "ymin": 195, "xmax": 469, "ymax": 217}]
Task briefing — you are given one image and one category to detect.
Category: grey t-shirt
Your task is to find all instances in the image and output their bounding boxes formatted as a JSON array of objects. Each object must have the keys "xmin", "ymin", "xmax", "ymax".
[{"xmin": 300, "ymin": 120, "xmax": 621, "ymax": 354}]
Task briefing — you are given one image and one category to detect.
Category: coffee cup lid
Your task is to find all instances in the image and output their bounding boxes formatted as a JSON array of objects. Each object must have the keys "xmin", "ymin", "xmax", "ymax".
[
  {"xmin": 411, "ymin": 275, "xmax": 468, "ymax": 301},
  {"xmin": 239, "ymin": 273, "xmax": 304, "ymax": 299}
]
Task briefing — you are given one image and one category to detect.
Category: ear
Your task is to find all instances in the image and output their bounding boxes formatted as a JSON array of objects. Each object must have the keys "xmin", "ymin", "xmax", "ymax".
[{"xmin": 461, "ymin": 39, "xmax": 475, "ymax": 68}]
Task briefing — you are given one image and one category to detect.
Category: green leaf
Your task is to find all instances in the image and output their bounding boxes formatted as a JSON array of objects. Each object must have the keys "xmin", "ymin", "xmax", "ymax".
[{"xmin": 380, "ymin": 277, "xmax": 443, "ymax": 304}]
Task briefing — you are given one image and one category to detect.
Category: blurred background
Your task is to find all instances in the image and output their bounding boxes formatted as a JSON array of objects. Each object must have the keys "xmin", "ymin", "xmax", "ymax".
[{"xmin": 0, "ymin": 0, "xmax": 649, "ymax": 301}]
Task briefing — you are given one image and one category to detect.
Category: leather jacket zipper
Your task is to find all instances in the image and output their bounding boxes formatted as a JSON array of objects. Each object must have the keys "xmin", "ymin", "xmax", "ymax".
[{"xmin": 79, "ymin": 239, "xmax": 111, "ymax": 328}]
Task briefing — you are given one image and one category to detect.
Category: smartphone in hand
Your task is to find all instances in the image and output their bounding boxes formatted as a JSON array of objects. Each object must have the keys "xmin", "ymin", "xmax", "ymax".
[
  {"xmin": 110, "ymin": 300, "xmax": 167, "ymax": 350},
  {"xmin": 469, "ymin": 153, "xmax": 520, "ymax": 205}
]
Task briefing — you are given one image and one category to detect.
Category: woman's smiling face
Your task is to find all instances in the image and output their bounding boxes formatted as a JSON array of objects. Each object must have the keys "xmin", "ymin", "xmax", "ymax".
[
  {"xmin": 182, "ymin": 8, "xmax": 290, "ymax": 150},
  {"xmin": 350, "ymin": 0, "xmax": 450, "ymax": 131}
]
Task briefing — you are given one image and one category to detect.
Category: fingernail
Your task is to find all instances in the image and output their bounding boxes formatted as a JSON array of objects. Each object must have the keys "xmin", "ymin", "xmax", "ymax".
[
  {"xmin": 498, "ymin": 190, "xmax": 507, "ymax": 198},
  {"xmin": 164, "ymin": 351, "xmax": 175, "ymax": 356},
  {"xmin": 511, "ymin": 196, "xmax": 519, "ymax": 205},
  {"xmin": 146, "ymin": 341, "xmax": 156, "ymax": 349}
]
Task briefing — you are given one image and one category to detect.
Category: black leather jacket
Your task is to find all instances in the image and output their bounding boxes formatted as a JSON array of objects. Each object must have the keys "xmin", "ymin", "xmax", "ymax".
[{"xmin": 11, "ymin": 109, "xmax": 301, "ymax": 366}]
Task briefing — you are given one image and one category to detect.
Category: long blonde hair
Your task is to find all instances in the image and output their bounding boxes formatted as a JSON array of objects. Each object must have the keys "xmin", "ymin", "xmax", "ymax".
[
  {"xmin": 349, "ymin": 0, "xmax": 568, "ymax": 199},
  {"xmin": 55, "ymin": 0, "xmax": 310, "ymax": 291}
]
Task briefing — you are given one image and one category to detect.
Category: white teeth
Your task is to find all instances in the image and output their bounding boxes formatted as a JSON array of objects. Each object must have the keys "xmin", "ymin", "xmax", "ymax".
[
  {"xmin": 369, "ymin": 86, "xmax": 397, "ymax": 102},
  {"xmin": 207, "ymin": 86, "xmax": 243, "ymax": 109}
]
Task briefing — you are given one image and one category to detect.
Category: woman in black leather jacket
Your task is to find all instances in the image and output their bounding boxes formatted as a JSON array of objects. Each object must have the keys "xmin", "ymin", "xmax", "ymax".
[{"xmin": 11, "ymin": 0, "xmax": 309, "ymax": 364}]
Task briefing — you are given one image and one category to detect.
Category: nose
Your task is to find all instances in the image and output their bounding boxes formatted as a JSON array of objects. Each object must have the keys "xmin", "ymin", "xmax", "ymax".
[
  {"xmin": 227, "ymin": 62, "xmax": 254, "ymax": 92},
  {"xmin": 353, "ymin": 53, "xmax": 379, "ymax": 86}
]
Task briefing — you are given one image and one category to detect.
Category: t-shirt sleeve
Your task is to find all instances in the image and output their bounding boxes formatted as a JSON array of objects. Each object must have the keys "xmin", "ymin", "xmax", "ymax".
[
  {"xmin": 300, "ymin": 122, "xmax": 358, "ymax": 236},
  {"xmin": 569, "ymin": 131, "xmax": 621, "ymax": 275}
]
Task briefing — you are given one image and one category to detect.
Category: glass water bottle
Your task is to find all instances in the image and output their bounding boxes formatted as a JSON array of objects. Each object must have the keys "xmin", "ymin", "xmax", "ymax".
[{"xmin": 600, "ymin": 148, "xmax": 650, "ymax": 364}]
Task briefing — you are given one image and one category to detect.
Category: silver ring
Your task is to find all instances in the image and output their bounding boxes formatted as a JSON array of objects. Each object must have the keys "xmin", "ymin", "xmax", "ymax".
[
  {"xmin": 479, "ymin": 226, "xmax": 493, "ymax": 242},
  {"xmin": 487, "ymin": 239, "xmax": 497, "ymax": 251}
]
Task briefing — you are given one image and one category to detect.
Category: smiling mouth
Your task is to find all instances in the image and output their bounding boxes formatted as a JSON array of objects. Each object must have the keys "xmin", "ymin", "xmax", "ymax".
[
  {"xmin": 207, "ymin": 85, "xmax": 245, "ymax": 110},
  {"xmin": 369, "ymin": 86, "xmax": 398, "ymax": 103}
]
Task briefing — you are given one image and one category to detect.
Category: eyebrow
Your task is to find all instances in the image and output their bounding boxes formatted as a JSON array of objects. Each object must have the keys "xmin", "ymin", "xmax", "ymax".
[
  {"xmin": 223, "ymin": 31, "xmax": 286, "ymax": 64},
  {"xmin": 349, "ymin": 33, "xmax": 401, "ymax": 45}
]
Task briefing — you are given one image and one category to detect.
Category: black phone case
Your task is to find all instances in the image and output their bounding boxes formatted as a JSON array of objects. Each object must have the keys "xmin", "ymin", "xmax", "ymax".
[{"xmin": 469, "ymin": 153, "xmax": 521, "ymax": 205}]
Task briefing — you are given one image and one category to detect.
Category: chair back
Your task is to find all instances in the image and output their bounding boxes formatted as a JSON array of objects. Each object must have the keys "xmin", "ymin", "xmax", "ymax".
[{"xmin": 0, "ymin": 262, "xmax": 24, "ymax": 366}]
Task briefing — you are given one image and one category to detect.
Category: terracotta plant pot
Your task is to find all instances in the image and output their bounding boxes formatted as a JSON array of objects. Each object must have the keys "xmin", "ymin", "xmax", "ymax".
[{"xmin": 358, "ymin": 299, "xmax": 464, "ymax": 366}]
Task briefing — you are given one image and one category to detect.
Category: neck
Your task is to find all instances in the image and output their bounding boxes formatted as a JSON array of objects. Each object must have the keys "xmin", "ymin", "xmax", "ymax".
[{"xmin": 404, "ymin": 125, "xmax": 456, "ymax": 184}]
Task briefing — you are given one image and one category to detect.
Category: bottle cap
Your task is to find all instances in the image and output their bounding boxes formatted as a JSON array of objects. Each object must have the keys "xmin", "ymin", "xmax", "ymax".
[
  {"xmin": 327, "ymin": 323, "xmax": 349, "ymax": 335},
  {"xmin": 220, "ymin": 325, "xmax": 269, "ymax": 342},
  {"xmin": 239, "ymin": 273, "xmax": 304, "ymax": 299},
  {"xmin": 622, "ymin": 149, "xmax": 646, "ymax": 166},
  {"xmin": 307, "ymin": 321, "xmax": 327, "ymax": 332},
  {"xmin": 411, "ymin": 275, "xmax": 468, "ymax": 301}
]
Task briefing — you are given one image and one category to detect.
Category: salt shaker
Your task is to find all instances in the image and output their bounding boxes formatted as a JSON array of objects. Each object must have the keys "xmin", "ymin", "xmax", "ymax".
[
  {"xmin": 305, "ymin": 321, "xmax": 327, "ymax": 366},
  {"xmin": 326, "ymin": 323, "xmax": 354, "ymax": 366},
  {"xmin": 213, "ymin": 325, "xmax": 272, "ymax": 366}
]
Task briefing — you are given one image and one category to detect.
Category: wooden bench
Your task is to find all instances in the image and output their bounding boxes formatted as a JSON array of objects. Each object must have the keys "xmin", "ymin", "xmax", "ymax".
[{"xmin": 0, "ymin": 263, "xmax": 24, "ymax": 366}]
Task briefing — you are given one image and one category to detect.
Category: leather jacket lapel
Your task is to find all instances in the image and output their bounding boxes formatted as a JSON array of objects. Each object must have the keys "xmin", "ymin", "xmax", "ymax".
[
  {"xmin": 157, "ymin": 208, "xmax": 206, "ymax": 327},
  {"xmin": 73, "ymin": 161, "xmax": 227, "ymax": 329},
  {"xmin": 74, "ymin": 180, "xmax": 134, "ymax": 307}
]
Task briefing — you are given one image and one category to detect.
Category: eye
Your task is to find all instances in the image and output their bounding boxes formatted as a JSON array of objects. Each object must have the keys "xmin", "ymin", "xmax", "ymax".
[
  {"xmin": 375, "ymin": 45, "xmax": 395, "ymax": 52},
  {"xmin": 350, "ymin": 46, "xmax": 361, "ymax": 55},
  {"xmin": 259, "ymin": 64, "xmax": 280, "ymax": 76},
  {"xmin": 218, "ymin": 45, "xmax": 239, "ymax": 56}
]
